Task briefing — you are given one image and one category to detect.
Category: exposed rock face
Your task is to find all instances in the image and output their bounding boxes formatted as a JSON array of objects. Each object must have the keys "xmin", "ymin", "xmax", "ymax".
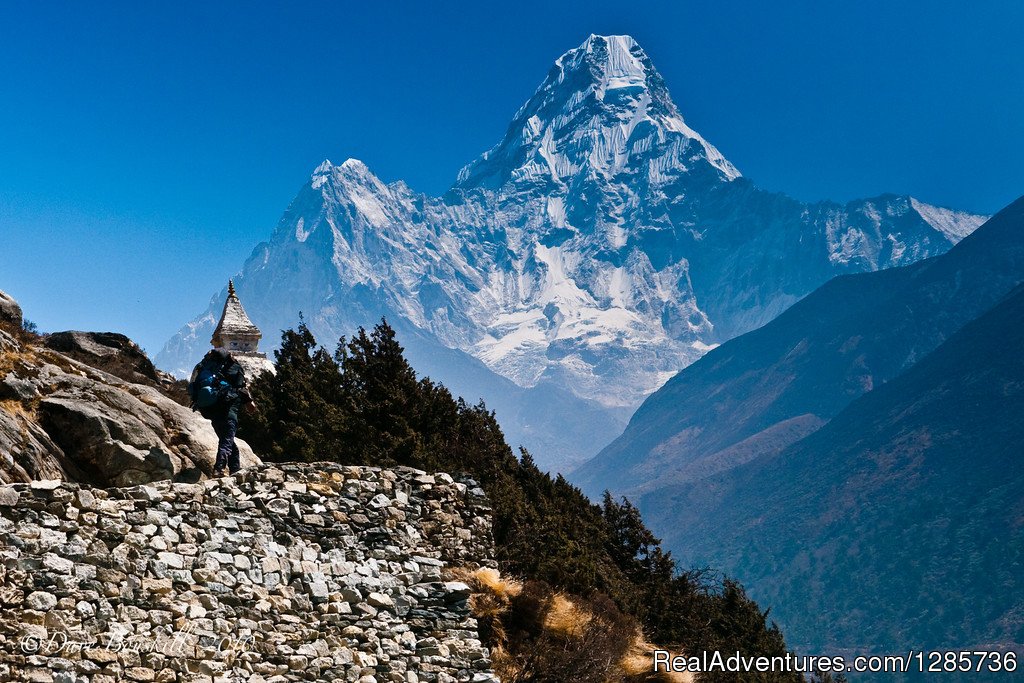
[
  {"xmin": 0, "ymin": 290, "xmax": 22, "ymax": 328},
  {"xmin": 0, "ymin": 320, "xmax": 257, "ymax": 486},
  {"xmin": 43, "ymin": 331, "xmax": 184, "ymax": 395},
  {"xmin": 0, "ymin": 463, "xmax": 498, "ymax": 683}
]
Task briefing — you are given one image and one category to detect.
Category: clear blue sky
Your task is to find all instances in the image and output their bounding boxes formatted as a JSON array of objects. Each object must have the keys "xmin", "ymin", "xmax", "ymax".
[{"xmin": 2, "ymin": 0, "xmax": 1022, "ymax": 354}]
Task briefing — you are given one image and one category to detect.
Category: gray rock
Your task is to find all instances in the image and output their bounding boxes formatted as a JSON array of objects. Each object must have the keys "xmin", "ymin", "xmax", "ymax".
[
  {"xmin": 0, "ymin": 372, "xmax": 39, "ymax": 401},
  {"xmin": 42, "ymin": 331, "xmax": 164, "ymax": 386},
  {"xmin": 0, "ymin": 488, "xmax": 19, "ymax": 506},
  {"xmin": 25, "ymin": 590, "xmax": 57, "ymax": 610},
  {"xmin": 367, "ymin": 591, "xmax": 395, "ymax": 608},
  {"xmin": 75, "ymin": 600, "xmax": 95, "ymax": 618},
  {"xmin": 74, "ymin": 488, "xmax": 96, "ymax": 510},
  {"xmin": 41, "ymin": 553, "xmax": 74, "ymax": 574},
  {"xmin": 0, "ymin": 289, "xmax": 22, "ymax": 328}
]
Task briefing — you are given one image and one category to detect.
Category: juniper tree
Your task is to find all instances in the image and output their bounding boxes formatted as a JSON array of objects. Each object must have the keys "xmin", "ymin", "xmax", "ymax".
[
  {"xmin": 242, "ymin": 321, "xmax": 346, "ymax": 461},
  {"xmin": 242, "ymin": 318, "xmax": 803, "ymax": 680}
]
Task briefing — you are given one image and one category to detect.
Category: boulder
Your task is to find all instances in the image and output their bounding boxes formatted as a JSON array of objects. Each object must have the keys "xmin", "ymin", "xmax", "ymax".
[
  {"xmin": 0, "ymin": 290, "xmax": 22, "ymax": 328},
  {"xmin": 35, "ymin": 364, "xmax": 259, "ymax": 485},
  {"xmin": 42, "ymin": 331, "xmax": 188, "ymax": 403}
]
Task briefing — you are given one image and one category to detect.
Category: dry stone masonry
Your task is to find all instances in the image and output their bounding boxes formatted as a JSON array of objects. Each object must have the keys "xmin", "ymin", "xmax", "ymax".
[{"xmin": 0, "ymin": 463, "xmax": 499, "ymax": 683}]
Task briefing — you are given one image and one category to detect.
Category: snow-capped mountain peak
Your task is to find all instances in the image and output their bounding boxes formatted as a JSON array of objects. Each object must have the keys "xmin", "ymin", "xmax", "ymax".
[
  {"xmin": 910, "ymin": 197, "xmax": 988, "ymax": 241},
  {"xmin": 456, "ymin": 34, "xmax": 739, "ymax": 193},
  {"xmin": 159, "ymin": 35, "xmax": 987, "ymax": 472},
  {"xmin": 563, "ymin": 34, "xmax": 649, "ymax": 99}
]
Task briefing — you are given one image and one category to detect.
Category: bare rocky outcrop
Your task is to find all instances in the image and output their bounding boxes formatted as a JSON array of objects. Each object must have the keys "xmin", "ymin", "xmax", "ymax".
[
  {"xmin": 0, "ymin": 293, "xmax": 258, "ymax": 486},
  {"xmin": 0, "ymin": 290, "xmax": 22, "ymax": 328},
  {"xmin": 43, "ymin": 331, "xmax": 176, "ymax": 389}
]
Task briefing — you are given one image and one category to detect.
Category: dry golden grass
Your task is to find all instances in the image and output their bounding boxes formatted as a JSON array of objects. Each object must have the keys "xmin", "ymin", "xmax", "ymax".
[
  {"xmin": 472, "ymin": 566, "xmax": 523, "ymax": 599},
  {"xmin": 0, "ymin": 398, "xmax": 36, "ymax": 423},
  {"xmin": 622, "ymin": 639, "xmax": 695, "ymax": 682},
  {"xmin": 543, "ymin": 593, "xmax": 593, "ymax": 638},
  {"xmin": 448, "ymin": 568, "xmax": 520, "ymax": 680},
  {"xmin": 0, "ymin": 344, "xmax": 37, "ymax": 376},
  {"xmin": 489, "ymin": 643, "xmax": 521, "ymax": 682},
  {"xmin": 452, "ymin": 566, "xmax": 697, "ymax": 683}
]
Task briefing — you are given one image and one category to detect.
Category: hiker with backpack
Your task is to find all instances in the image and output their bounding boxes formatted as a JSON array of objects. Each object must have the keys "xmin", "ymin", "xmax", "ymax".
[{"xmin": 187, "ymin": 348, "xmax": 249, "ymax": 476}]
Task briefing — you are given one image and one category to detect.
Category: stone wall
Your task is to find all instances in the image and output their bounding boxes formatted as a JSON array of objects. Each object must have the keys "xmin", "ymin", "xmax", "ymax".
[{"xmin": 0, "ymin": 463, "xmax": 499, "ymax": 683}]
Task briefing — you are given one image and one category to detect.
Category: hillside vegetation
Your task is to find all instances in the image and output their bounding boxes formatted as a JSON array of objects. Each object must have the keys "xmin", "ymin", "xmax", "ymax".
[
  {"xmin": 240, "ymin": 320, "xmax": 803, "ymax": 682},
  {"xmin": 648, "ymin": 283, "xmax": 1024, "ymax": 651}
]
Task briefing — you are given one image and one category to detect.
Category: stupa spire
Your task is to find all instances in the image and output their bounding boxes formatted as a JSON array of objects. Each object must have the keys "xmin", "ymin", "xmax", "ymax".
[
  {"xmin": 211, "ymin": 280, "xmax": 261, "ymax": 351},
  {"xmin": 209, "ymin": 280, "xmax": 276, "ymax": 378}
]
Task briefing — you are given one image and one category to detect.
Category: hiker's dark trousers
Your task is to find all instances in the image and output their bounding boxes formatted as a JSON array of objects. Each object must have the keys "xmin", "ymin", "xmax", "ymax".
[{"xmin": 211, "ymin": 415, "xmax": 240, "ymax": 473}]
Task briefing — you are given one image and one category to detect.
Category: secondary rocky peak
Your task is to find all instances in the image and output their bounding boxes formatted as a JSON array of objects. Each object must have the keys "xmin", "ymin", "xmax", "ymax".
[
  {"xmin": 340, "ymin": 157, "xmax": 369, "ymax": 171},
  {"xmin": 310, "ymin": 157, "xmax": 388, "ymax": 194},
  {"xmin": 313, "ymin": 158, "xmax": 334, "ymax": 174}
]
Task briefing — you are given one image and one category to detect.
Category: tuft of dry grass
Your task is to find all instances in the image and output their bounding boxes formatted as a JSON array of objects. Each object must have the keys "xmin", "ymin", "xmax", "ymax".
[
  {"xmin": 452, "ymin": 566, "xmax": 695, "ymax": 683},
  {"xmin": 543, "ymin": 593, "xmax": 593, "ymax": 638},
  {"xmin": 0, "ymin": 346, "xmax": 37, "ymax": 376},
  {"xmin": 472, "ymin": 566, "xmax": 523, "ymax": 600},
  {"xmin": 622, "ymin": 639, "xmax": 695, "ymax": 682},
  {"xmin": 0, "ymin": 398, "xmax": 36, "ymax": 423}
]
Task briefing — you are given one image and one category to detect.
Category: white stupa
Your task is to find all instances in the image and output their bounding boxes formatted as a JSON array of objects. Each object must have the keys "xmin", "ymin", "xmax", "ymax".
[{"xmin": 211, "ymin": 280, "xmax": 276, "ymax": 379}]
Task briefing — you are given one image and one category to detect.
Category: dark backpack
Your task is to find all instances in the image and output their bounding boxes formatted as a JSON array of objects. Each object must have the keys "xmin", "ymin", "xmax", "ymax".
[{"xmin": 188, "ymin": 357, "xmax": 229, "ymax": 409}]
